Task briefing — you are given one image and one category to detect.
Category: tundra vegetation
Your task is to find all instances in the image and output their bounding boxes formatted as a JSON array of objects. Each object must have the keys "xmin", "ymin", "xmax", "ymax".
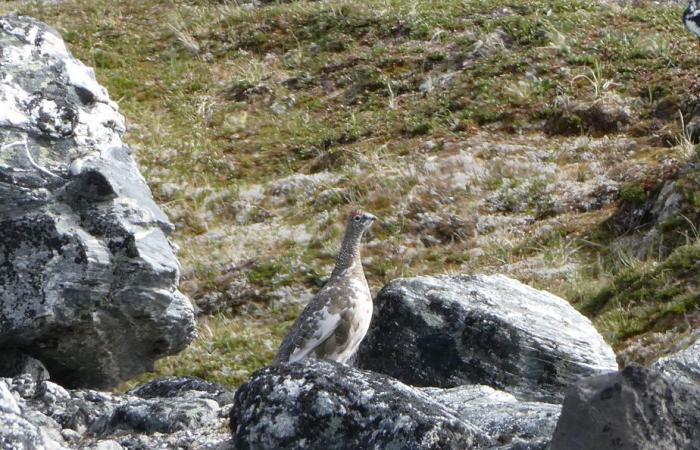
[{"xmin": 2, "ymin": 0, "xmax": 697, "ymax": 388}]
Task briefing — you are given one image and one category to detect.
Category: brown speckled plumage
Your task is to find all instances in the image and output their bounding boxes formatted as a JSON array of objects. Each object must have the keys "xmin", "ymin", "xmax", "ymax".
[{"xmin": 274, "ymin": 210, "xmax": 376, "ymax": 364}]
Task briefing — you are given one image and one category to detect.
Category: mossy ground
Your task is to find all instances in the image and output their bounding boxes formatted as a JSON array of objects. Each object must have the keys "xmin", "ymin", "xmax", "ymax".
[{"xmin": 2, "ymin": 0, "xmax": 698, "ymax": 388}]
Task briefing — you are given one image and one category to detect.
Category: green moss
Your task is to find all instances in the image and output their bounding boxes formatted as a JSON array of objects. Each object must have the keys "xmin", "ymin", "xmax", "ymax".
[
  {"xmin": 247, "ymin": 261, "xmax": 289, "ymax": 285},
  {"xmin": 619, "ymin": 184, "xmax": 647, "ymax": 205}
]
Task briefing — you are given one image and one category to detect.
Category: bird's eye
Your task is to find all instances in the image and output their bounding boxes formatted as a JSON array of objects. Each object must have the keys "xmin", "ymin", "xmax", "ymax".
[{"xmin": 354, "ymin": 215, "xmax": 361, "ymax": 221}]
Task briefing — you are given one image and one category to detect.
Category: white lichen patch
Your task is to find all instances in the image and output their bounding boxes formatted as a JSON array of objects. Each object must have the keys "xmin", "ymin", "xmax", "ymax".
[
  {"xmin": 314, "ymin": 391, "xmax": 342, "ymax": 416},
  {"xmin": 270, "ymin": 411, "xmax": 297, "ymax": 439},
  {"xmin": 0, "ymin": 74, "xmax": 30, "ymax": 128}
]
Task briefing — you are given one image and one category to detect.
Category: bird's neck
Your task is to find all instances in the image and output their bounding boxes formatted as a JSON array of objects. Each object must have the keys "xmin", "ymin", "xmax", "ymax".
[{"xmin": 332, "ymin": 230, "xmax": 363, "ymax": 277}]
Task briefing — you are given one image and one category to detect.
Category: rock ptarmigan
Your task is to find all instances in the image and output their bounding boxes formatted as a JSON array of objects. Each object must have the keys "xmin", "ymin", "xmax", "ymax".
[
  {"xmin": 274, "ymin": 210, "xmax": 377, "ymax": 365},
  {"xmin": 684, "ymin": 0, "xmax": 700, "ymax": 42}
]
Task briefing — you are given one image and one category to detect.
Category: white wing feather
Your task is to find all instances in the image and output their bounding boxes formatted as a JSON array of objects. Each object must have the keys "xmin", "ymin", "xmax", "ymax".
[{"xmin": 288, "ymin": 308, "xmax": 341, "ymax": 363}]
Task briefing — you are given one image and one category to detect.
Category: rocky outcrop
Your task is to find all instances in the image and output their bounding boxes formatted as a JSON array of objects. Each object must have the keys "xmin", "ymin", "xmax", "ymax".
[
  {"xmin": 230, "ymin": 359, "xmax": 561, "ymax": 450},
  {"xmin": 230, "ymin": 359, "xmax": 486, "ymax": 449},
  {"xmin": 607, "ymin": 165, "xmax": 700, "ymax": 260},
  {"xmin": 0, "ymin": 375, "xmax": 233, "ymax": 449},
  {"xmin": 422, "ymin": 385, "xmax": 560, "ymax": 450},
  {"xmin": 549, "ymin": 364, "xmax": 700, "ymax": 450},
  {"xmin": 0, "ymin": 380, "xmax": 65, "ymax": 450},
  {"xmin": 0, "ymin": 15, "xmax": 195, "ymax": 388},
  {"xmin": 356, "ymin": 275, "xmax": 617, "ymax": 402},
  {"xmin": 653, "ymin": 336, "xmax": 700, "ymax": 386}
]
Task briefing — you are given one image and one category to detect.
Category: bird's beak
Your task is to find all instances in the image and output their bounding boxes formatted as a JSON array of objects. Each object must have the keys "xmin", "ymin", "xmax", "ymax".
[{"xmin": 364, "ymin": 213, "xmax": 377, "ymax": 222}]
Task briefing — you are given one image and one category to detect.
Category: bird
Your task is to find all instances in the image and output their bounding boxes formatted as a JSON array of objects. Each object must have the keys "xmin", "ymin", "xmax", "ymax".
[
  {"xmin": 684, "ymin": 0, "xmax": 700, "ymax": 43},
  {"xmin": 274, "ymin": 210, "xmax": 377, "ymax": 365}
]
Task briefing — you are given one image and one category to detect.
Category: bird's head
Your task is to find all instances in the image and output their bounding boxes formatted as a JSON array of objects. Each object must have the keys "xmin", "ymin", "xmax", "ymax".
[{"xmin": 347, "ymin": 209, "xmax": 377, "ymax": 233}]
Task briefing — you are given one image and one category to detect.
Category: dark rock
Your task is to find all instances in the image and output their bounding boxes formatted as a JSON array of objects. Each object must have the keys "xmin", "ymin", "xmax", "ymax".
[
  {"xmin": 549, "ymin": 364, "xmax": 700, "ymax": 450},
  {"xmin": 129, "ymin": 376, "xmax": 236, "ymax": 406},
  {"xmin": 229, "ymin": 359, "xmax": 492, "ymax": 450},
  {"xmin": 356, "ymin": 275, "xmax": 617, "ymax": 402},
  {"xmin": 0, "ymin": 349, "xmax": 50, "ymax": 383},
  {"xmin": 0, "ymin": 15, "xmax": 195, "ymax": 389}
]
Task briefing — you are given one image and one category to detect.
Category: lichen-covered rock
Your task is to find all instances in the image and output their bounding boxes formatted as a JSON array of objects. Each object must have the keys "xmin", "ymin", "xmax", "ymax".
[
  {"xmin": 92, "ymin": 397, "xmax": 219, "ymax": 435},
  {"xmin": 128, "ymin": 376, "xmax": 236, "ymax": 405},
  {"xmin": 549, "ymin": 365, "xmax": 700, "ymax": 450},
  {"xmin": 229, "ymin": 359, "xmax": 493, "ymax": 450},
  {"xmin": 356, "ymin": 275, "xmax": 618, "ymax": 402},
  {"xmin": 421, "ymin": 385, "xmax": 561, "ymax": 450},
  {"xmin": 0, "ymin": 15, "xmax": 195, "ymax": 389},
  {"xmin": 0, "ymin": 378, "xmax": 68, "ymax": 450},
  {"xmin": 0, "ymin": 375, "xmax": 233, "ymax": 450}
]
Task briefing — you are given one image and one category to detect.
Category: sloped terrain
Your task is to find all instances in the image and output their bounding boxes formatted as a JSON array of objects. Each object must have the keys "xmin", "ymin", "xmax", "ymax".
[{"xmin": 2, "ymin": 0, "xmax": 697, "ymax": 387}]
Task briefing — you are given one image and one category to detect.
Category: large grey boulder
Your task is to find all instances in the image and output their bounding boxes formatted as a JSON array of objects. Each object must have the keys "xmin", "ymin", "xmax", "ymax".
[
  {"xmin": 356, "ymin": 275, "xmax": 617, "ymax": 402},
  {"xmin": 229, "ymin": 359, "xmax": 561, "ymax": 450},
  {"xmin": 0, "ymin": 15, "xmax": 195, "ymax": 388},
  {"xmin": 549, "ymin": 364, "xmax": 700, "ymax": 450},
  {"xmin": 229, "ymin": 359, "xmax": 493, "ymax": 450},
  {"xmin": 0, "ymin": 375, "xmax": 233, "ymax": 449}
]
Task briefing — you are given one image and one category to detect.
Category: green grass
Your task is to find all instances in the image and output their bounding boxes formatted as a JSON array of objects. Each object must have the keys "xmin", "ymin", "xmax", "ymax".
[
  {"xmin": 3, "ymin": 0, "xmax": 699, "ymax": 388},
  {"xmin": 121, "ymin": 313, "xmax": 294, "ymax": 390},
  {"xmin": 577, "ymin": 242, "xmax": 700, "ymax": 346}
]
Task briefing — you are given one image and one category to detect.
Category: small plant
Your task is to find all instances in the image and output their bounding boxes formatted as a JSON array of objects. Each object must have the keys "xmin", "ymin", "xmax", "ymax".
[
  {"xmin": 168, "ymin": 9, "xmax": 201, "ymax": 56},
  {"xmin": 571, "ymin": 62, "xmax": 617, "ymax": 98},
  {"xmin": 505, "ymin": 79, "xmax": 535, "ymax": 102},
  {"xmin": 675, "ymin": 112, "xmax": 698, "ymax": 162}
]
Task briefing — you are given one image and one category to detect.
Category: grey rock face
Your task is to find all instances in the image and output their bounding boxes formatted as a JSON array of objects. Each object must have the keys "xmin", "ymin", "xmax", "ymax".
[
  {"xmin": 356, "ymin": 275, "xmax": 617, "ymax": 402},
  {"xmin": 653, "ymin": 336, "xmax": 700, "ymax": 386},
  {"xmin": 549, "ymin": 364, "xmax": 700, "ymax": 450},
  {"xmin": 0, "ymin": 15, "xmax": 195, "ymax": 388},
  {"xmin": 422, "ymin": 385, "xmax": 560, "ymax": 450},
  {"xmin": 229, "ymin": 359, "xmax": 493, "ymax": 450},
  {"xmin": 93, "ymin": 397, "xmax": 219, "ymax": 435},
  {"xmin": 0, "ymin": 375, "xmax": 233, "ymax": 450}
]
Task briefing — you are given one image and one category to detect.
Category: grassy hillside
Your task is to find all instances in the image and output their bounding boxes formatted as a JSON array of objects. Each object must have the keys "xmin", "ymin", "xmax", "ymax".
[{"xmin": 2, "ymin": 0, "xmax": 697, "ymax": 388}]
